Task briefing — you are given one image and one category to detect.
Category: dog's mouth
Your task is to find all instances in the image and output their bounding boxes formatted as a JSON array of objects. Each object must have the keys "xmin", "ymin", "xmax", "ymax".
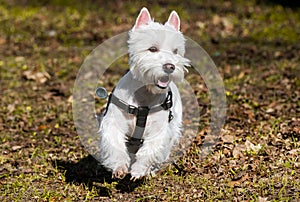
[{"xmin": 155, "ymin": 76, "xmax": 170, "ymax": 89}]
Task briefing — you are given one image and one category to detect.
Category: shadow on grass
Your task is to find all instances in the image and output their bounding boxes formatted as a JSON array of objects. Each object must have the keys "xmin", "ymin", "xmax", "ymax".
[{"xmin": 53, "ymin": 155, "xmax": 144, "ymax": 197}]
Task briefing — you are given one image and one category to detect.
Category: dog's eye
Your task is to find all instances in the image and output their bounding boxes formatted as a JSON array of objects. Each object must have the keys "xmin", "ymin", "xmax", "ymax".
[
  {"xmin": 148, "ymin": 46, "xmax": 158, "ymax": 52},
  {"xmin": 173, "ymin": 49, "xmax": 178, "ymax": 54}
]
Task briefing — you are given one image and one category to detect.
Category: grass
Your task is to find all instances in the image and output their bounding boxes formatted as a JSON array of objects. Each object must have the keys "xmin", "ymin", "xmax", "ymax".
[{"xmin": 0, "ymin": 0, "xmax": 300, "ymax": 201}]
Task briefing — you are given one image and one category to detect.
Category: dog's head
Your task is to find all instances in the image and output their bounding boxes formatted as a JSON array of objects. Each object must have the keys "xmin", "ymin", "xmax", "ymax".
[{"xmin": 128, "ymin": 7, "xmax": 190, "ymax": 94}]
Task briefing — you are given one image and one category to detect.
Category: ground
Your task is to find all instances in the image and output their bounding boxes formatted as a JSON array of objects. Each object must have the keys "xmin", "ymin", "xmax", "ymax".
[{"xmin": 0, "ymin": 0, "xmax": 299, "ymax": 201}]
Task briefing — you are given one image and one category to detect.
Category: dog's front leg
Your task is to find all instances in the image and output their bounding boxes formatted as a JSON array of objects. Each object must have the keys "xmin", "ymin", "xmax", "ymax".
[
  {"xmin": 130, "ymin": 129, "xmax": 175, "ymax": 179},
  {"xmin": 99, "ymin": 121, "xmax": 130, "ymax": 179}
]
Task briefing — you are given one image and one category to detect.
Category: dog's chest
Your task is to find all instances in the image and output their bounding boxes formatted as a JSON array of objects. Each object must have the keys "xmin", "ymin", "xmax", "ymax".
[{"xmin": 117, "ymin": 108, "xmax": 170, "ymax": 137}]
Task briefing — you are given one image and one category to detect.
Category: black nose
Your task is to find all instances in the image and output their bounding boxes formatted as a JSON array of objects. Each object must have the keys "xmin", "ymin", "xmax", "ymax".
[{"xmin": 163, "ymin": 63, "xmax": 175, "ymax": 74}]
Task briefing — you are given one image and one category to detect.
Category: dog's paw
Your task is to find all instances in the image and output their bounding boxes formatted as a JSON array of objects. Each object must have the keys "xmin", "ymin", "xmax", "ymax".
[
  {"xmin": 130, "ymin": 175, "xmax": 144, "ymax": 182},
  {"xmin": 130, "ymin": 164, "xmax": 149, "ymax": 181},
  {"xmin": 112, "ymin": 165, "xmax": 128, "ymax": 179}
]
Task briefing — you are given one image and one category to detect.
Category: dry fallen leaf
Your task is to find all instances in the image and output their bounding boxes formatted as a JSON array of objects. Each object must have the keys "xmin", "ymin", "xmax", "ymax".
[
  {"xmin": 12, "ymin": 145, "xmax": 22, "ymax": 151},
  {"xmin": 0, "ymin": 38, "xmax": 6, "ymax": 45},
  {"xmin": 230, "ymin": 173, "xmax": 249, "ymax": 187},
  {"xmin": 245, "ymin": 140, "xmax": 262, "ymax": 154},
  {"xmin": 38, "ymin": 125, "xmax": 48, "ymax": 131},
  {"xmin": 257, "ymin": 196, "xmax": 269, "ymax": 202},
  {"xmin": 221, "ymin": 134, "xmax": 235, "ymax": 144},
  {"xmin": 23, "ymin": 70, "xmax": 51, "ymax": 83},
  {"xmin": 233, "ymin": 143, "xmax": 246, "ymax": 158}
]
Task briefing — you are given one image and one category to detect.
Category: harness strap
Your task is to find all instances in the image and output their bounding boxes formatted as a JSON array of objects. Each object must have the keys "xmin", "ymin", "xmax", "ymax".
[
  {"xmin": 108, "ymin": 90, "xmax": 173, "ymax": 153},
  {"xmin": 109, "ymin": 91, "xmax": 172, "ymax": 115}
]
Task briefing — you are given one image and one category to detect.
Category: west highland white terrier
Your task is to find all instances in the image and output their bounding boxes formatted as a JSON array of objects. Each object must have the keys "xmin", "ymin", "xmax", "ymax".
[{"xmin": 98, "ymin": 7, "xmax": 190, "ymax": 180}]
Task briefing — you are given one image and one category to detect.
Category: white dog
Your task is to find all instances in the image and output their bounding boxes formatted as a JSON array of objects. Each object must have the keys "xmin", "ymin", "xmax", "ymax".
[{"xmin": 98, "ymin": 7, "xmax": 190, "ymax": 180}]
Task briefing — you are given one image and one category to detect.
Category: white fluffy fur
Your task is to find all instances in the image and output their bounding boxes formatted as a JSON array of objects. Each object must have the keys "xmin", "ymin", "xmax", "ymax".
[{"xmin": 98, "ymin": 7, "xmax": 190, "ymax": 179}]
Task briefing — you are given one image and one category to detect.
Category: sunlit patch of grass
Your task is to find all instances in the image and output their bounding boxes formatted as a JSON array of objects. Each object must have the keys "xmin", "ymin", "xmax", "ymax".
[{"xmin": 243, "ymin": 5, "xmax": 300, "ymax": 44}]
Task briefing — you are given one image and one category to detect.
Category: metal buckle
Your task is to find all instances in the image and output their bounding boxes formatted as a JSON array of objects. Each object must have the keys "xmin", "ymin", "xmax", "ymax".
[
  {"xmin": 168, "ymin": 111, "xmax": 174, "ymax": 122},
  {"xmin": 128, "ymin": 105, "xmax": 137, "ymax": 115},
  {"xmin": 162, "ymin": 99, "xmax": 172, "ymax": 110},
  {"xmin": 161, "ymin": 91, "xmax": 173, "ymax": 110}
]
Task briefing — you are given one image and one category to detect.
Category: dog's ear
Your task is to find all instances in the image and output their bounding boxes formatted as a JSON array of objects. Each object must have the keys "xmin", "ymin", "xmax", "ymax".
[
  {"xmin": 133, "ymin": 7, "xmax": 152, "ymax": 31},
  {"xmin": 166, "ymin": 11, "xmax": 180, "ymax": 31}
]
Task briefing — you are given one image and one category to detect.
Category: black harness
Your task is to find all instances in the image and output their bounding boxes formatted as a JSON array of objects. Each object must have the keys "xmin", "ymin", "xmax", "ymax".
[{"xmin": 105, "ymin": 90, "xmax": 174, "ymax": 154}]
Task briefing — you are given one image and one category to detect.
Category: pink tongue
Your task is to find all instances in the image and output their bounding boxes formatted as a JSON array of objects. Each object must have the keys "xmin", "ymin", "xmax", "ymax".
[{"xmin": 157, "ymin": 76, "xmax": 169, "ymax": 87}]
